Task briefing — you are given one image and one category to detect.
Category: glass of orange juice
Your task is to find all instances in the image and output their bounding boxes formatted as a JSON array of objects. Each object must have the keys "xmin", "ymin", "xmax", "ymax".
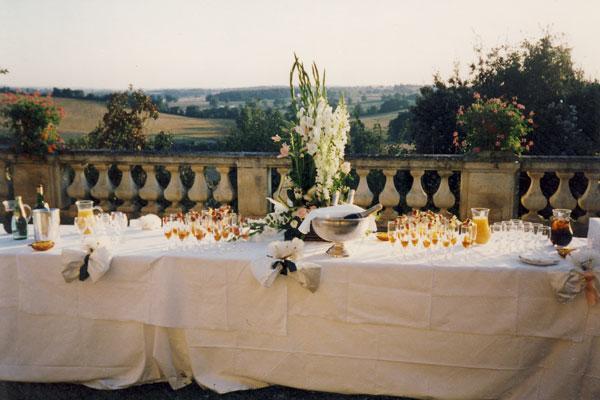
[{"xmin": 471, "ymin": 208, "xmax": 491, "ymax": 244}]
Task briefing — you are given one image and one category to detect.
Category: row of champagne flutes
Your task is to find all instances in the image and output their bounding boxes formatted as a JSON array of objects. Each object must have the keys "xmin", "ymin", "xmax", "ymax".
[
  {"xmin": 74, "ymin": 211, "xmax": 128, "ymax": 244},
  {"xmin": 385, "ymin": 211, "xmax": 478, "ymax": 259},
  {"xmin": 490, "ymin": 219, "xmax": 550, "ymax": 251},
  {"xmin": 162, "ymin": 206, "xmax": 252, "ymax": 250}
]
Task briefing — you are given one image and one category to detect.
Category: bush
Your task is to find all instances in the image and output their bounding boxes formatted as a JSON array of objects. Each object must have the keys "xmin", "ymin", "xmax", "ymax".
[{"xmin": 0, "ymin": 92, "xmax": 65, "ymax": 157}]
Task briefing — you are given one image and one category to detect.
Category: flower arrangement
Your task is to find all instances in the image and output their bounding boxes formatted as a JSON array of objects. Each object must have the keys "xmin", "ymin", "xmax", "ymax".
[
  {"xmin": 454, "ymin": 93, "xmax": 534, "ymax": 155},
  {"xmin": 262, "ymin": 55, "xmax": 352, "ymax": 239},
  {"xmin": 0, "ymin": 91, "xmax": 65, "ymax": 157}
]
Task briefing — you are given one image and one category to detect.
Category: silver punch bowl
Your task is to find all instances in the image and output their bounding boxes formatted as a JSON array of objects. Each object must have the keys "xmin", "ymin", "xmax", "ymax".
[{"xmin": 312, "ymin": 217, "xmax": 371, "ymax": 257}]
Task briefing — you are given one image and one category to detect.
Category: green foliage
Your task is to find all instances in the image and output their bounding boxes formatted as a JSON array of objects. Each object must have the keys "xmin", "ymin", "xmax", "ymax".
[
  {"xmin": 0, "ymin": 92, "xmax": 65, "ymax": 157},
  {"xmin": 149, "ymin": 130, "xmax": 174, "ymax": 152},
  {"xmin": 87, "ymin": 86, "xmax": 159, "ymax": 150},
  {"xmin": 347, "ymin": 117, "xmax": 386, "ymax": 155},
  {"xmin": 396, "ymin": 33, "xmax": 600, "ymax": 155},
  {"xmin": 456, "ymin": 95, "xmax": 533, "ymax": 154},
  {"xmin": 223, "ymin": 102, "xmax": 287, "ymax": 152}
]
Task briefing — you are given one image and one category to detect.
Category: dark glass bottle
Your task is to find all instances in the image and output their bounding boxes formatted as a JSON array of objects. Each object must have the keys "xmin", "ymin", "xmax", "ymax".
[
  {"xmin": 34, "ymin": 184, "xmax": 48, "ymax": 210},
  {"xmin": 12, "ymin": 196, "xmax": 28, "ymax": 240}
]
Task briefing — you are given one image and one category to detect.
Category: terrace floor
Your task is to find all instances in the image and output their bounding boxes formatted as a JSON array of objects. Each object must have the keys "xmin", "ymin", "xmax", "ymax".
[{"xmin": 0, "ymin": 382, "xmax": 413, "ymax": 400}]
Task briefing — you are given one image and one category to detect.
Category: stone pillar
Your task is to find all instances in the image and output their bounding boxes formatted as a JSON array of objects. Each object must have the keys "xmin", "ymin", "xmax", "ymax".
[
  {"xmin": 379, "ymin": 169, "xmax": 400, "ymax": 222},
  {"xmin": 273, "ymin": 168, "xmax": 291, "ymax": 204},
  {"xmin": 406, "ymin": 169, "xmax": 427, "ymax": 211},
  {"xmin": 236, "ymin": 161, "xmax": 268, "ymax": 216},
  {"xmin": 89, "ymin": 163, "xmax": 114, "ymax": 212},
  {"xmin": 354, "ymin": 169, "xmax": 373, "ymax": 208},
  {"xmin": 433, "ymin": 170, "xmax": 455, "ymax": 216},
  {"xmin": 139, "ymin": 164, "xmax": 163, "ymax": 215},
  {"xmin": 549, "ymin": 172, "xmax": 577, "ymax": 211},
  {"xmin": 65, "ymin": 163, "xmax": 90, "ymax": 217},
  {"xmin": 520, "ymin": 171, "xmax": 547, "ymax": 222},
  {"xmin": 578, "ymin": 172, "xmax": 600, "ymax": 226},
  {"xmin": 115, "ymin": 164, "xmax": 138, "ymax": 215},
  {"xmin": 0, "ymin": 159, "xmax": 9, "ymax": 202},
  {"xmin": 188, "ymin": 165, "xmax": 209, "ymax": 211},
  {"xmin": 213, "ymin": 166, "xmax": 235, "ymax": 208},
  {"xmin": 164, "ymin": 165, "xmax": 186, "ymax": 214},
  {"xmin": 459, "ymin": 160, "xmax": 520, "ymax": 222}
]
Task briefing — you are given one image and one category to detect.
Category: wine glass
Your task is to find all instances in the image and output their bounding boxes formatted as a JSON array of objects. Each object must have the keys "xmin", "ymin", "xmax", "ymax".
[{"xmin": 387, "ymin": 221, "xmax": 397, "ymax": 251}]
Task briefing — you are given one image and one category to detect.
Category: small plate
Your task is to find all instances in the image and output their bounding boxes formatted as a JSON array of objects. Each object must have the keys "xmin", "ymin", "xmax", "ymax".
[{"xmin": 518, "ymin": 253, "xmax": 559, "ymax": 266}]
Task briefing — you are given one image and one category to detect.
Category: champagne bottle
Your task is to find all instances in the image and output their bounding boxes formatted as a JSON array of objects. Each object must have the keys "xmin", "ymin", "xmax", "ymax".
[
  {"xmin": 34, "ymin": 184, "xmax": 49, "ymax": 210},
  {"xmin": 12, "ymin": 196, "xmax": 28, "ymax": 240},
  {"xmin": 342, "ymin": 203, "xmax": 383, "ymax": 219}
]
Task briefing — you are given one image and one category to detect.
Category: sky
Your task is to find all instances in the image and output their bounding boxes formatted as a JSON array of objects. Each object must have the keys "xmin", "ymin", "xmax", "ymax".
[{"xmin": 1, "ymin": 0, "xmax": 599, "ymax": 89}]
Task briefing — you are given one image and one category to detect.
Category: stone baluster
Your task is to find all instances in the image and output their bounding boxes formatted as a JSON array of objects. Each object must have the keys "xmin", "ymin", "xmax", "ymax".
[
  {"xmin": 164, "ymin": 165, "xmax": 186, "ymax": 214},
  {"xmin": 521, "ymin": 172, "xmax": 547, "ymax": 222},
  {"xmin": 188, "ymin": 165, "xmax": 209, "ymax": 211},
  {"xmin": 0, "ymin": 160, "xmax": 8, "ymax": 201},
  {"xmin": 66, "ymin": 163, "xmax": 90, "ymax": 216},
  {"xmin": 273, "ymin": 168, "xmax": 290, "ymax": 204},
  {"xmin": 379, "ymin": 169, "xmax": 400, "ymax": 221},
  {"xmin": 213, "ymin": 166, "xmax": 234, "ymax": 206},
  {"xmin": 354, "ymin": 169, "xmax": 373, "ymax": 208},
  {"xmin": 578, "ymin": 172, "xmax": 600, "ymax": 225},
  {"xmin": 549, "ymin": 172, "xmax": 577, "ymax": 211},
  {"xmin": 89, "ymin": 163, "xmax": 114, "ymax": 212},
  {"xmin": 114, "ymin": 164, "xmax": 138, "ymax": 215},
  {"xmin": 432, "ymin": 170, "xmax": 455, "ymax": 216},
  {"xmin": 139, "ymin": 164, "xmax": 163, "ymax": 215},
  {"xmin": 406, "ymin": 169, "xmax": 428, "ymax": 210}
]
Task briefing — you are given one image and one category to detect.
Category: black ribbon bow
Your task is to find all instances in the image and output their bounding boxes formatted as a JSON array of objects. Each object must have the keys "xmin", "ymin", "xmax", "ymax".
[
  {"xmin": 79, "ymin": 252, "xmax": 92, "ymax": 281},
  {"xmin": 271, "ymin": 258, "xmax": 297, "ymax": 276}
]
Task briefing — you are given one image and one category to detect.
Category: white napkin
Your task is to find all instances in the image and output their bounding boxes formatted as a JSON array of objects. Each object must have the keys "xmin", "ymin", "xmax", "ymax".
[
  {"xmin": 298, "ymin": 204, "xmax": 377, "ymax": 234},
  {"xmin": 588, "ymin": 218, "xmax": 600, "ymax": 250},
  {"xmin": 550, "ymin": 248, "xmax": 600, "ymax": 304},
  {"xmin": 130, "ymin": 214, "xmax": 161, "ymax": 230},
  {"xmin": 250, "ymin": 238, "xmax": 321, "ymax": 292},
  {"xmin": 60, "ymin": 236, "xmax": 113, "ymax": 283}
]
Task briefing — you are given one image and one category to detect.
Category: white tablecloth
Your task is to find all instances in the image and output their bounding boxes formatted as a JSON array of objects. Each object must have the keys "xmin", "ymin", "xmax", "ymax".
[{"xmin": 0, "ymin": 226, "xmax": 599, "ymax": 399}]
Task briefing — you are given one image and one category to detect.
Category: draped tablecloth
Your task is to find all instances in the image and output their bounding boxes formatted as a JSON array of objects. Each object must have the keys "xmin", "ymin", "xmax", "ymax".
[{"xmin": 0, "ymin": 226, "xmax": 599, "ymax": 399}]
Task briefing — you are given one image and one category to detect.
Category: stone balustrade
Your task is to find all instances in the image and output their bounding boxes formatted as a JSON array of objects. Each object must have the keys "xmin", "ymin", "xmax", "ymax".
[{"xmin": 0, "ymin": 150, "xmax": 598, "ymax": 235}]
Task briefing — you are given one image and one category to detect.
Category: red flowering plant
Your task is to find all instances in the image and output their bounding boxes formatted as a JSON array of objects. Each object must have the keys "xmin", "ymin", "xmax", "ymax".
[
  {"xmin": 454, "ymin": 93, "xmax": 534, "ymax": 155},
  {"xmin": 0, "ymin": 91, "xmax": 65, "ymax": 157}
]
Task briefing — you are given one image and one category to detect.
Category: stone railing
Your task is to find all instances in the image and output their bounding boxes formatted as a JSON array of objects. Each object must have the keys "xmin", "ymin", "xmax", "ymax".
[{"xmin": 0, "ymin": 150, "xmax": 598, "ymax": 235}]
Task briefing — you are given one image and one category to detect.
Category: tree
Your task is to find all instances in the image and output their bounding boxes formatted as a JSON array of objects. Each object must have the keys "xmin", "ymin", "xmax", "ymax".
[
  {"xmin": 87, "ymin": 86, "xmax": 159, "ymax": 150},
  {"xmin": 222, "ymin": 102, "xmax": 287, "ymax": 152},
  {"xmin": 347, "ymin": 116, "xmax": 385, "ymax": 155}
]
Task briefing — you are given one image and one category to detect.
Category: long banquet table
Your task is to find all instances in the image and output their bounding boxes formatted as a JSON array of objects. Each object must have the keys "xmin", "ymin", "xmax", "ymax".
[{"xmin": 0, "ymin": 225, "xmax": 598, "ymax": 400}]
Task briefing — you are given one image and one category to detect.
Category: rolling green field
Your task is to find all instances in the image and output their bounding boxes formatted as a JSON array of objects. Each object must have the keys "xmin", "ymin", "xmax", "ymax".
[
  {"xmin": 361, "ymin": 111, "xmax": 400, "ymax": 130},
  {"xmin": 49, "ymin": 98, "xmax": 234, "ymax": 141}
]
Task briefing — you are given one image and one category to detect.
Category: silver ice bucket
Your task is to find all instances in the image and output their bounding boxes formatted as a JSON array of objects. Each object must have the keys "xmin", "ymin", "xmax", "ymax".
[{"xmin": 32, "ymin": 208, "xmax": 61, "ymax": 242}]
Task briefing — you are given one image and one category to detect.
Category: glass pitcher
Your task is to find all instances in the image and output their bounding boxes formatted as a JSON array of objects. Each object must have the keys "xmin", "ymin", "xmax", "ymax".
[
  {"xmin": 550, "ymin": 208, "xmax": 573, "ymax": 247},
  {"xmin": 471, "ymin": 208, "xmax": 491, "ymax": 244},
  {"xmin": 75, "ymin": 200, "xmax": 103, "ymax": 234}
]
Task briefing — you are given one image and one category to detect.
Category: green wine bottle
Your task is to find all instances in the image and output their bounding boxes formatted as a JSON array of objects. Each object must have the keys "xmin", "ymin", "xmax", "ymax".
[
  {"xmin": 12, "ymin": 196, "xmax": 28, "ymax": 240},
  {"xmin": 34, "ymin": 184, "xmax": 49, "ymax": 210}
]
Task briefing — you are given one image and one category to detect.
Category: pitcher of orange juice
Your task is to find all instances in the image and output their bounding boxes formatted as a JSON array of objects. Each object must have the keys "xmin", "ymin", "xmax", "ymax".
[
  {"xmin": 471, "ymin": 208, "xmax": 491, "ymax": 244},
  {"xmin": 75, "ymin": 200, "xmax": 102, "ymax": 234}
]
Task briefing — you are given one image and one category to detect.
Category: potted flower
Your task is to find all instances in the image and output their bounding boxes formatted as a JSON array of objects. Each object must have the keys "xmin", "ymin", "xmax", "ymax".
[
  {"xmin": 454, "ymin": 93, "xmax": 534, "ymax": 159},
  {"xmin": 1, "ymin": 91, "xmax": 65, "ymax": 158}
]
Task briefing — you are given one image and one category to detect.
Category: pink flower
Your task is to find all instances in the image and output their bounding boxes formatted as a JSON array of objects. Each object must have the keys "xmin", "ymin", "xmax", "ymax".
[
  {"xmin": 453, "ymin": 131, "xmax": 459, "ymax": 138},
  {"xmin": 527, "ymin": 118, "xmax": 534, "ymax": 124},
  {"xmin": 495, "ymin": 141, "xmax": 501, "ymax": 147},
  {"xmin": 473, "ymin": 92, "xmax": 481, "ymax": 100},
  {"xmin": 277, "ymin": 143, "xmax": 290, "ymax": 158},
  {"xmin": 295, "ymin": 207, "xmax": 308, "ymax": 219},
  {"xmin": 517, "ymin": 104, "xmax": 525, "ymax": 110},
  {"xmin": 473, "ymin": 147, "xmax": 481, "ymax": 153},
  {"xmin": 271, "ymin": 134, "xmax": 281, "ymax": 142}
]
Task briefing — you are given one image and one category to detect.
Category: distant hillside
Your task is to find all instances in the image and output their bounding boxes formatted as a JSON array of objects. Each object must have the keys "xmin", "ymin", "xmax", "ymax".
[{"xmin": 53, "ymin": 98, "xmax": 234, "ymax": 140}]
